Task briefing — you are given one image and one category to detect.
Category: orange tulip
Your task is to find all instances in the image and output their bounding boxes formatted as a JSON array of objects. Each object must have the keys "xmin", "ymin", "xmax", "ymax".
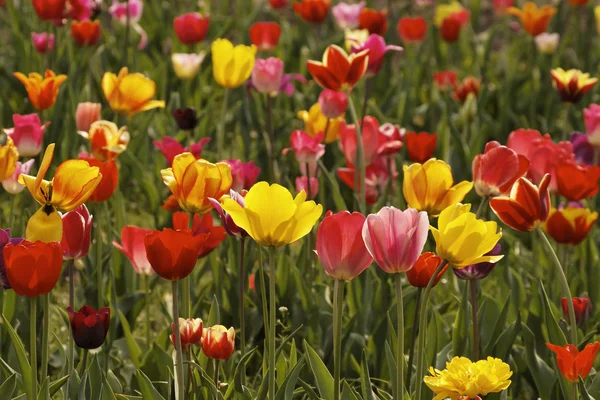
[
  {"xmin": 406, "ymin": 252, "xmax": 447, "ymax": 288},
  {"xmin": 293, "ymin": 0, "xmax": 330, "ymax": 23},
  {"xmin": 101, "ymin": 67, "xmax": 165, "ymax": 116},
  {"xmin": 546, "ymin": 342, "xmax": 600, "ymax": 382},
  {"xmin": 507, "ymin": 2, "xmax": 556, "ymax": 37},
  {"xmin": 3, "ymin": 240, "xmax": 63, "ymax": 297},
  {"xmin": 543, "ymin": 207, "xmax": 597, "ymax": 245},
  {"xmin": 202, "ymin": 325, "xmax": 236, "ymax": 360},
  {"xmin": 71, "ymin": 20, "xmax": 101, "ymax": 46},
  {"xmin": 79, "ymin": 156, "xmax": 119, "ymax": 203},
  {"xmin": 489, "ymin": 174, "xmax": 551, "ymax": 232},
  {"xmin": 555, "ymin": 163, "xmax": 600, "ymax": 201},
  {"xmin": 307, "ymin": 45, "xmax": 370, "ymax": 92},
  {"xmin": 358, "ymin": 8, "xmax": 388, "ymax": 35},
  {"xmin": 13, "ymin": 69, "xmax": 67, "ymax": 110}
]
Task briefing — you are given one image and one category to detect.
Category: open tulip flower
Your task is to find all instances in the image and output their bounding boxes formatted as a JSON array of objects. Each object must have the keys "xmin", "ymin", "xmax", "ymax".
[
  {"xmin": 4, "ymin": 114, "xmax": 49, "ymax": 158},
  {"xmin": 67, "ymin": 306, "xmax": 110, "ymax": 349},
  {"xmin": 78, "ymin": 120, "xmax": 129, "ymax": 161},
  {"xmin": 113, "ymin": 226, "xmax": 154, "ymax": 275},
  {"xmin": 555, "ymin": 162, "xmax": 600, "ymax": 201},
  {"xmin": 350, "ymin": 34, "xmax": 402, "ymax": 76},
  {"xmin": 550, "ymin": 68, "xmax": 598, "ymax": 103},
  {"xmin": 490, "ymin": 174, "xmax": 551, "ymax": 232},
  {"xmin": 102, "ymin": 67, "xmax": 165, "ymax": 116},
  {"xmin": 13, "ymin": 69, "xmax": 67, "ymax": 110},
  {"xmin": 543, "ymin": 207, "xmax": 597, "ymax": 245},
  {"xmin": 153, "ymin": 137, "xmax": 210, "ymax": 166},
  {"xmin": 19, "ymin": 144, "xmax": 102, "ymax": 242},
  {"xmin": 307, "ymin": 44, "xmax": 370, "ymax": 92},
  {"xmin": 507, "ymin": 2, "xmax": 557, "ymax": 37},
  {"xmin": 211, "ymin": 39, "xmax": 257, "ymax": 89},
  {"xmin": 546, "ymin": 342, "xmax": 600, "ymax": 382},
  {"xmin": 172, "ymin": 212, "xmax": 227, "ymax": 258},
  {"xmin": 472, "ymin": 141, "xmax": 529, "ymax": 197}
]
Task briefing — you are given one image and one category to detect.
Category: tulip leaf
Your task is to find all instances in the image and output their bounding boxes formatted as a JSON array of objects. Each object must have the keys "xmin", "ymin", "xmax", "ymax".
[
  {"xmin": 317, "ymin": 160, "xmax": 347, "ymax": 212},
  {"xmin": 452, "ymin": 285, "xmax": 469, "ymax": 358},
  {"xmin": 384, "ymin": 340, "xmax": 397, "ymax": 398},
  {"xmin": 49, "ymin": 375, "xmax": 70, "ymax": 397},
  {"xmin": 0, "ymin": 373, "xmax": 16, "ymax": 399},
  {"xmin": 539, "ymin": 281, "xmax": 567, "ymax": 346},
  {"xmin": 78, "ymin": 371, "xmax": 90, "ymax": 400},
  {"xmin": 100, "ymin": 383, "xmax": 117, "ymax": 400},
  {"xmin": 37, "ymin": 377, "xmax": 50, "ymax": 400},
  {"xmin": 117, "ymin": 309, "xmax": 143, "ymax": 368},
  {"xmin": 1, "ymin": 314, "xmax": 33, "ymax": 399},
  {"xmin": 580, "ymin": 377, "xmax": 596, "ymax": 400},
  {"xmin": 304, "ymin": 340, "xmax": 334, "ymax": 400},
  {"xmin": 233, "ymin": 346, "xmax": 257, "ymax": 393},
  {"xmin": 588, "ymin": 372, "xmax": 600, "ymax": 398},
  {"xmin": 199, "ymin": 296, "xmax": 221, "ymax": 369},
  {"xmin": 89, "ymin": 355, "xmax": 104, "ymax": 400},
  {"xmin": 360, "ymin": 350, "xmax": 375, "ymax": 400},
  {"xmin": 521, "ymin": 323, "xmax": 555, "ymax": 400},
  {"xmin": 483, "ymin": 296, "xmax": 511, "ymax": 357},
  {"xmin": 341, "ymin": 380, "xmax": 360, "ymax": 400},
  {"xmin": 274, "ymin": 356, "xmax": 305, "ymax": 400},
  {"xmin": 136, "ymin": 369, "xmax": 166, "ymax": 400}
]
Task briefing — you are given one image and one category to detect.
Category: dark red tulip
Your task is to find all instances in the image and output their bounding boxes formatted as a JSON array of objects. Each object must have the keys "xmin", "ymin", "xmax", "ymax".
[{"xmin": 67, "ymin": 305, "xmax": 110, "ymax": 349}]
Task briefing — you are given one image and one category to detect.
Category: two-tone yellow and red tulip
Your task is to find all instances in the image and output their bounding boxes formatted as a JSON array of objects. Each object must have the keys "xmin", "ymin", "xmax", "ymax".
[
  {"xmin": 13, "ymin": 69, "xmax": 67, "ymax": 110},
  {"xmin": 550, "ymin": 68, "xmax": 598, "ymax": 104},
  {"xmin": 543, "ymin": 207, "xmax": 597, "ymax": 245},
  {"xmin": 102, "ymin": 67, "xmax": 165, "ymax": 116},
  {"xmin": 78, "ymin": 121, "xmax": 129, "ymax": 161},
  {"xmin": 307, "ymin": 44, "xmax": 370, "ymax": 92}
]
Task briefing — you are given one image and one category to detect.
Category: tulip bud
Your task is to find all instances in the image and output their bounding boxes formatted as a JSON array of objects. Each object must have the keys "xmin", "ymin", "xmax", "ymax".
[
  {"xmin": 225, "ymin": 159, "xmax": 261, "ymax": 192},
  {"xmin": 406, "ymin": 252, "xmax": 446, "ymax": 288},
  {"xmin": 535, "ymin": 33, "xmax": 559, "ymax": 55},
  {"xmin": 173, "ymin": 12, "xmax": 210, "ymax": 45},
  {"xmin": 172, "ymin": 53, "xmax": 206, "ymax": 80},
  {"xmin": 172, "ymin": 107, "xmax": 199, "ymax": 131},
  {"xmin": 31, "ymin": 32, "xmax": 55, "ymax": 53},
  {"xmin": 170, "ymin": 318, "xmax": 203, "ymax": 351},
  {"xmin": 251, "ymin": 57, "xmax": 284, "ymax": 96},
  {"xmin": 202, "ymin": 325, "xmax": 236, "ymax": 360},
  {"xmin": 61, "ymin": 204, "xmax": 93, "ymax": 260},
  {"xmin": 562, "ymin": 297, "xmax": 591, "ymax": 326},
  {"xmin": 67, "ymin": 305, "xmax": 110, "ymax": 349},
  {"xmin": 318, "ymin": 89, "xmax": 348, "ymax": 118},
  {"xmin": 76, "ymin": 102, "xmax": 102, "ymax": 132},
  {"xmin": 296, "ymin": 176, "xmax": 319, "ymax": 199},
  {"xmin": 453, "ymin": 244, "xmax": 502, "ymax": 280}
]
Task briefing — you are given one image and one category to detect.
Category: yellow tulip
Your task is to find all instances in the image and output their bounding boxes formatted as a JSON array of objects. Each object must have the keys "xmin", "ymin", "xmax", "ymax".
[
  {"xmin": 430, "ymin": 203, "xmax": 503, "ymax": 268},
  {"xmin": 19, "ymin": 144, "xmax": 102, "ymax": 242},
  {"xmin": 161, "ymin": 153, "xmax": 232, "ymax": 214},
  {"xmin": 78, "ymin": 120, "xmax": 130, "ymax": 161},
  {"xmin": 13, "ymin": 69, "xmax": 67, "ymax": 110},
  {"xmin": 403, "ymin": 159, "xmax": 473, "ymax": 217},
  {"xmin": 434, "ymin": 1, "xmax": 467, "ymax": 27},
  {"xmin": 0, "ymin": 137, "xmax": 19, "ymax": 181},
  {"xmin": 297, "ymin": 103, "xmax": 343, "ymax": 143},
  {"xmin": 101, "ymin": 67, "xmax": 166, "ymax": 116},
  {"xmin": 211, "ymin": 39, "xmax": 257, "ymax": 89},
  {"xmin": 221, "ymin": 182, "xmax": 323, "ymax": 247}
]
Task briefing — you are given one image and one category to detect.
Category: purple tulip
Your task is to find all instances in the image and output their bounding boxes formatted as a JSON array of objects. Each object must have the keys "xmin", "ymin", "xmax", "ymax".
[{"xmin": 453, "ymin": 243, "xmax": 502, "ymax": 280}]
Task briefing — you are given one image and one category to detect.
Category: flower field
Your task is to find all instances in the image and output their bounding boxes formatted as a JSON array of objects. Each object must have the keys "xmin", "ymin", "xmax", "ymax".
[{"xmin": 1, "ymin": 0, "xmax": 600, "ymax": 399}]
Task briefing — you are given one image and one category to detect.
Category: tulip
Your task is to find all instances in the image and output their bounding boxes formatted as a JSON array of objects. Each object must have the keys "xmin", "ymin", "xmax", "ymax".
[
  {"xmin": 543, "ymin": 207, "xmax": 597, "ymax": 245},
  {"xmin": 561, "ymin": 297, "xmax": 591, "ymax": 326},
  {"xmin": 546, "ymin": 342, "xmax": 600, "ymax": 382},
  {"xmin": 202, "ymin": 325, "xmax": 235, "ymax": 360},
  {"xmin": 75, "ymin": 102, "xmax": 102, "ymax": 132},
  {"xmin": 293, "ymin": 0, "xmax": 330, "ymax": 23},
  {"xmin": 67, "ymin": 306, "xmax": 110, "ymax": 349},
  {"xmin": 3, "ymin": 240, "xmax": 63, "ymax": 297},
  {"xmin": 307, "ymin": 44, "xmax": 370, "ymax": 91},
  {"xmin": 439, "ymin": 14, "xmax": 464, "ymax": 42},
  {"xmin": 224, "ymin": 159, "xmax": 261, "ymax": 192},
  {"xmin": 296, "ymin": 177, "xmax": 319, "ymax": 199},
  {"xmin": 208, "ymin": 190, "xmax": 248, "ymax": 237},
  {"xmin": 170, "ymin": 318, "xmax": 203, "ymax": 350},
  {"xmin": 221, "ymin": 182, "xmax": 322, "ymax": 247},
  {"xmin": 338, "ymin": 117, "xmax": 381, "ymax": 165},
  {"xmin": 507, "ymin": 2, "xmax": 557, "ymax": 36},
  {"xmin": 172, "ymin": 107, "xmax": 199, "ymax": 131},
  {"xmin": 172, "ymin": 212, "xmax": 226, "ymax": 258},
  {"xmin": 472, "ymin": 141, "xmax": 529, "ymax": 197},
  {"xmin": 378, "ymin": 123, "xmax": 403, "ymax": 156},
  {"xmin": 13, "ymin": 70, "xmax": 67, "ymax": 111},
  {"xmin": 535, "ymin": 33, "xmax": 559, "ymax": 54},
  {"xmin": 332, "ymin": 2, "xmax": 364, "ymax": 30},
  {"xmin": 297, "ymin": 103, "xmax": 343, "ymax": 143},
  {"xmin": 171, "ymin": 53, "xmax": 206, "ymax": 80},
  {"xmin": 434, "ymin": 1, "xmax": 468, "ymax": 27},
  {"xmin": 32, "ymin": 0, "xmax": 66, "ymax": 20},
  {"xmin": 359, "ymin": 8, "xmax": 388, "ymax": 35},
  {"xmin": 173, "ymin": 12, "xmax": 210, "ymax": 44},
  {"xmin": 0, "ymin": 229, "xmax": 24, "ymax": 290},
  {"xmin": 113, "ymin": 226, "xmax": 154, "ymax": 275},
  {"xmin": 350, "ymin": 34, "xmax": 402, "ymax": 76},
  {"xmin": 2, "ymin": 160, "xmax": 35, "ymax": 194},
  {"xmin": 403, "ymin": 159, "xmax": 473, "ymax": 217},
  {"xmin": 489, "ymin": 174, "xmax": 551, "ymax": 232},
  {"xmin": 212, "ymin": 39, "xmax": 257, "ymax": 89},
  {"xmin": 550, "ymin": 68, "xmax": 598, "ymax": 104},
  {"xmin": 584, "ymin": 104, "xmax": 600, "ymax": 146},
  {"xmin": 79, "ymin": 155, "xmax": 119, "ymax": 203},
  {"xmin": 397, "ymin": 17, "xmax": 427, "ymax": 44},
  {"xmin": 435, "ymin": 1, "xmax": 470, "ymax": 42},
  {"xmin": 282, "ymin": 131, "xmax": 325, "ymax": 168},
  {"xmin": 19, "ymin": 144, "xmax": 102, "ymax": 242},
  {"xmin": 406, "ymin": 252, "xmax": 446, "ymax": 288},
  {"xmin": 270, "ymin": 0, "xmax": 287, "ymax": 8},
  {"xmin": 453, "ymin": 243, "xmax": 502, "ymax": 280},
  {"xmin": 71, "ymin": 20, "xmax": 101, "ymax": 46},
  {"xmin": 431, "ymin": 203, "xmax": 503, "ymax": 268},
  {"xmin": 109, "ymin": 0, "xmax": 147, "ymax": 49},
  {"xmin": 249, "ymin": 22, "xmax": 281, "ymax": 51},
  {"xmin": 61, "ymin": 204, "xmax": 93, "ymax": 260},
  {"xmin": 453, "ymin": 76, "xmax": 480, "ymax": 103},
  {"xmin": 67, "ymin": 0, "xmax": 93, "ymax": 20},
  {"xmin": 433, "ymin": 71, "xmax": 458, "ymax": 90},
  {"xmin": 3, "ymin": 114, "xmax": 48, "ymax": 158},
  {"xmin": 144, "ymin": 228, "xmax": 209, "ymax": 280},
  {"xmin": 570, "ymin": 132, "xmax": 595, "ymax": 165},
  {"xmin": 0, "ymin": 137, "xmax": 19, "ymax": 183},
  {"xmin": 405, "ymin": 132, "xmax": 437, "ymax": 163},
  {"xmin": 79, "ymin": 120, "xmax": 129, "ymax": 161},
  {"xmin": 493, "ymin": 0, "xmax": 513, "ymax": 15},
  {"xmin": 31, "ymin": 33, "xmax": 55, "ymax": 53},
  {"xmin": 337, "ymin": 160, "xmax": 395, "ymax": 205},
  {"xmin": 318, "ymin": 89, "xmax": 348, "ymax": 118},
  {"xmin": 101, "ymin": 68, "xmax": 165, "ymax": 116},
  {"xmin": 154, "ymin": 137, "xmax": 210, "ymax": 166},
  {"xmin": 344, "ymin": 28, "xmax": 369, "ymax": 51},
  {"xmin": 251, "ymin": 58, "xmax": 284, "ymax": 95},
  {"xmin": 555, "ymin": 163, "xmax": 600, "ymax": 201}
]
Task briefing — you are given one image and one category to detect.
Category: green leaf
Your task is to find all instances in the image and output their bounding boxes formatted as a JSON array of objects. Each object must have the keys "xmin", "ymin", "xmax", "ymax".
[
  {"xmin": 233, "ymin": 347, "xmax": 257, "ymax": 393},
  {"xmin": 304, "ymin": 340, "xmax": 334, "ymax": 400},
  {"xmin": 89, "ymin": 355, "xmax": 103, "ymax": 400},
  {"xmin": 118, "ymin": 309, "xmax": 143, "ymax": 368},
  {"xmin": 317, "ymin": 160, "xmax": 347, "ymax": 211},
  {"xmin": 483, "ymin": 296, "xmax": 511, "ymax": 357},
  {"xmin": 100, "ymin": 383, "xmax": 117, "ymax": 400},
  {"xmin": 37, "ymin": 377, "xmax": 50, "ymax": 400},
  {"xmin": 384, "ymin": 341, "xmax": 397, "ymax": 399},
  {"xmin": 136, "ymin": 369, "xmax": 166, "ymax": 400},
  {"xmin": 78, "ymin": 371, "xmax": 89, "ymax": 400},
  {"xmin": 539, "ymin": 281, "xmax": 567, "ymax": 346},
  {"xmin": 1, "ymin": 314, "xmax": 33, "ymax": 399},
  {"xmin": 341, "ymin": 380, "xmax": 360, "ymax": 400},
  {"xmin": 452, "ymin": 286, "xmax": 469, "ymax": 358},
  {"xmin": 49, "ymin": 375, "xmax": 69, "ymax": 397},
  {"xmin": 360, "ymin": 350, "xmax": 375, "ymax": 400},
  {"xmin": 0, "ymin": 373, "xmax": 16, "ymax": 398},
  {"xmin": 275, "ymin": 357, "xmax": 305, "ymax": 400},
  {"xmin": 521, "ymin": 323, "xmax": 555, "ymax": 400},
  {"xmin": 580, "ymin": 377, "xmax": 596, "ymax": 400}
]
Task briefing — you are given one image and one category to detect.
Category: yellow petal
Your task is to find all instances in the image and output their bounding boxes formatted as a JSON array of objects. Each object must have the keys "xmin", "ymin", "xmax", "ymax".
[
  {"xmin": 212, "ymin": 38, "xmax": 234, "ymax": 87},
  {"xmin": 25, "ymin": 206, "xmax": 63, "ymax": 243},
  {"xmin": 51, "ymin": 160, "xmax": 102, "ymax": 211}
]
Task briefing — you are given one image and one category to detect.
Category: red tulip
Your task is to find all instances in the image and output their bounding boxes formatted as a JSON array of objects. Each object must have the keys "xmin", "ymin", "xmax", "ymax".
[
  {"xmin": 293, "ymin": 0, "xmax": 330, "ymax": 23},
  {"xmin": 440, "ymin": 14, "xmax": 463, "ymax": 42},
  {"xmin": 472, "ymin": 141, "xmax": 529, "ymax": 197},
  {"xmin": 337, "ymin": 160, "xmax": 395, "ymax": 205},
  {"xmin": 406, "ymin": 252, "xmax": 447, "ymax": 288},
  {"xmin": 61, "ymin": 204, "xmax": 93, "ymax": 260},
  {"xmin": 202, "ymin": 325, "xmax": 236, "ymax": 360},
  {"xmin": 377, "ymin": 123, "xmax": 403, "ymax": 156},
  {"xmin": 153, "ymin": 137, "xmax": 210, "ymax": 166},
  {"xmin": 562, "ymin": 297, "xmax": 591, "ymax": 326},
  {"xmin": 172, "ymin": 212, "xmax": 226, "ymax": 258},
  {"xmin": 113, "ymin": 226, "xmax": 154, "ymax": 275},
  {"xmin": 546, "ymin": 342, "xmax": 600, "ymax": 382},
  {"xmin": 433, "ymin": 71, "xmax": 458, "ymax": 90},
  {"xmin": 270, "ymin": 0, "xmax": 288, "ymax": 8},
  {"xmin": 359, "ymin": 8, "xmax": 388, "ymax": 35},
  {"xmin": 71, "ymin": 20, "xmax": 101, "ymax": 46},
  {"xmin": 79, "ymin": 155, "xmax": 119, "ymax": 202},
  {"xmin": 67, "ymin": 305, "xmax": 110, "ymax": 349},
  {"xmin": 397, "ymin": 17, "xmax": 427, "ymax": 44},
  {"xmin": 453, "ymin": 76, "xmax": 480, "ymax": 103},
  {"xmin": 555, "ymin": 163, "xmax": 600, "ymax": 201},
  {"xmin": 32, "ymin": 0, "xmax": 66, "ymax": 20},
  {"xmin": 249, "ymin": 22, "xmax": 281, "ymax": 51},
  {"xmin": 173, "ymin": 12, "xmax": 210, "ymax": 45},
  {"xmin": 307, "ymin": 45, "xmax": 370, "ymax": 91},
  {"xmin": 405, "ymin": 132, "xmax": 437, "ymax": 163}
]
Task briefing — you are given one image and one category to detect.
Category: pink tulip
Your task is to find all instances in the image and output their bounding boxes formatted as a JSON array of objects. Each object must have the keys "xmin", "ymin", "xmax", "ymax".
[
  {"xmin": 31, "ymin": 33, "xmax": 55, "ymax": 53},
  {"xmin": 584, "ymin": 104, "xmax": 600, "ymax": 146},
  {"xmin": 296, "ymin": 176, "xmax": 319, "ymax": 199},
  {"xmin": 362, "ymin": 207, "xmax": 429, "ymax": 274},
  {"xmin": 208, "ymin": 190, "xmax": 248, "ymax": 237},
  {"xmin": 332, "ymin": 1, "xmax": 365, "ymax": 30},
  {"xmin": 317, "ymin": 211, "xmax": 373, "ymax": 281},
  {"xmin": 339, "ymin": 116, "xmax": 381, "ymax": 166},
  {"xmin": 318, "ymin": 89, "xmax": 348, "ymax": 118},
  {"xmin": 109, "ymin": 0, "xmax": 147, "ymax": 49},
  {"xmin": 61, "ymin": 204, "xmax": 93, "ymax": 260},
  {"xmin": 282, "ymin": 130, "xmax": 325, "ymax": 163},
  {"xmin": 3, "ymin": 114, "xmax": 49, "ymax": 157},
  {"xmin": 251, "ymin": 58, "xmax": 284, "ymax": 95},
  {"xmin": 2, "ymin": 160, "xmax": 35, "ymax": 194},
  {"xmin": 351, "ymin": 34, "xmax": 402, "ymax": 76},
  {"xmin": 113, "ymin": 226, "xmax": 154, "ymax": 275},
  {"xmin": 377, "ymin": 123, "xmax": 404, "ymax": 156},
  {"xmin": 225, "ymin": 159, "xmax": 261, "ymax": 192},
  {"xmin": 337, "ymin": 159, "xmax": 397, "ymax": 205},
  {"xmin": 76, "ymin": 102, "xmax": 102, "ymax": 132},
  {"xmin": 153, "ymin": 137, "xmax": 211, "ymax": 166}
]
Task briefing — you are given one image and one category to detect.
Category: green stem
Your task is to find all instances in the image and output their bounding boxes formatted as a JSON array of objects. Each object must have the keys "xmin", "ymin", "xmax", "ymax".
[
  {"xmin": 469, "ymin": 279, "xmax": 480, "ymax": 360},
  {"xmin": 346, "ymin": 90, "xmax": 366, "ymax": 213},
  {"xmin": 217, "ymin": 89, "xmax": 230, "ymax": 158},
  {"xmin": 213, "ymin": 359, "xmax": 220, "ymax": 399},
  {"xmin": 414, "ymin": 260, "xmax": 448, "ymax": 400},
  {"xmin": 268, "ymin": 246, "xmax": 276, "ymax": 399},
  {"xmin": 172, "ymin": 280, "xmax": 185, "ymax": 400},
  {"xmin": 239, "ymin": 238, "xmax": 246, "ymax": 356},
  {"xmin": 333, "ymin": 279, "xmax": 344, "ymax": 400},
  {"xmin": 30, "ymin": 298, "xmax": 38, "ymax": 399},
  {"xmin": 406, "ymin": 288, "xmax": 422, "ymax": 391},
  {"xmin": 121, "ymin": 0, "xmax": 130, "ymax": 67},
  {"xmin": 78, "ymin": 349, "xmax": 88, "ymax": 376},
  {"xmin": 536, "ymin": 228, "xmax": 577, "ymax": 345},
  {"xmin": 144, "ymin": 275, "xmax": 151, "ymax": 347},
  {"xmin": 258, "ymin": 247, "xmax": 269, "ymax": 356},
  {"xmin": 95, "ymin": 207, "xmax": 103, "ymax": 309},
  {"xmin": 41, "ymin": 294, "xmax": 49, "ymax": 382},
  {"xmin": 396, "ymin": 274, "xmax": 404, "ymax": 398},
  {"xmin": 265, "ymin": 95, "xmax": 276, "ymax": 182},
  {"xmin": 475, "ymin": 196, "xmax": 488, "ymax": 219}
]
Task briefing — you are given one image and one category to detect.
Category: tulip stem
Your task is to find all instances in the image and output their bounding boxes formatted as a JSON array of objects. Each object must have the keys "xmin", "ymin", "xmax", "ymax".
[
  {"xmin": 395, "ymin": 274, "xmax": 405, "ymax": 399},
  {"xmin": 95, "ymin": 207, "xmax": 103, "ymax": 309},
  {"xmin": 333, "ymin": 279, "xmax": 344, "ymax": 400},
  {"xmin": 346, "ymin": 90, "xmax": 366, "ymax": 213},
  {"xmin": 217, "ymin": 89, "xmax": 229, "ymax": 158},
  {"xmin": 181, "ymin": 278, "xmax": 190, "ymax": 318},
  {"xmin": 213, "ymin": 359, "xmax": 220, "ymax": 399},
  {"xmin": 144, "ymin": 275, "xmax": 151, "ymax": 347},
  {"xmin": 268, "ymin": 246, "xmax": 276, "ymax": 400},
  {"xmin": 41, "ymin": 294, "xmax": 49, "ymax": 382},
  {"xmin": 406, "ymin": 288, "xmax": 422, "ymax": 391},
  {"xmin": 79, "ymin": 349, "xmax": 88, "ymax": 376},
  {"xmin": 265, "ymin": 94, "xmax": 277, "ymax": 182},
  {"xmin": 239, "ymin": 237, "xmax": 246, "ymax": 382},
  {"xmin": 68, "ymin": 259, "xmax": 75, "ymax": 368},
  {"xmin": 172, "ymin": 280, "xmax": 185, "ymax": 400},
  {"xmin": 414, "ymin": 260, "xmax": 448, "ymax": 400},
  {"xmin": 469, "ymin": 279, "xmax": 480, "ymax": 360},
  {"xmin": 30, "ymin": 298, "xmax": 38, "ymax": 399},
  {"xmin": 122, "ymin": 0, "xmax": 130, "ymax": 67},
  {"xmin": 475, "ymin": 196, "xmax": 488, "ymax": 219},
  {"xmin": 536, "ymin": 228, "xmax": 577, "ymax": 345}
]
